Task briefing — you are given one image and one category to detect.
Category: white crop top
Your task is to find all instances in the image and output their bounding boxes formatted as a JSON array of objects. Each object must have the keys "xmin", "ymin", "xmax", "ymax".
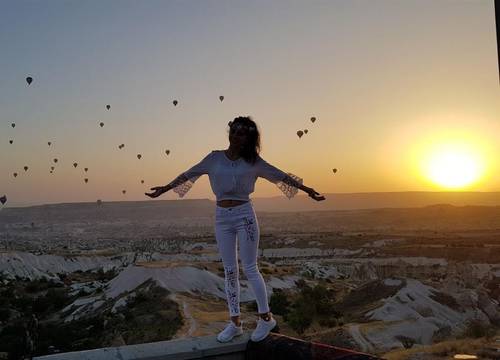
[{"xmin": 169, "ymin": 150, "xmax": 303, "ymax": 201}]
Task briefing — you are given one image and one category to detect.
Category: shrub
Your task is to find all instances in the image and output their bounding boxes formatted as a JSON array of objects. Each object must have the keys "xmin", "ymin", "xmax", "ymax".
[
  {"xmin": 318, "ymin": 317, "xmax": 337, "ymax": 327},
  {"xmin": 0, "ymin": 308, "xmax": 10, "ymax": 322},
  {"xmin": 285, "ymin": 300, "xmax": 314, "ymax": 334},
  {"xmin": 261, "ymin": 267, "xmax": 273, "ymax": 275},
  {"xmin": 295, "ymin": 279, "xmax": 307, "ymax": 289},
  {"xmin": 269, "ymin": 289, "xmax": 291, "ymax": 316},
  {"xmin": 282, "ymin": 282, "xmax": 340, "ymax": 333},
  {"xmin": 45, "ymin": 288, "xmax": 70, "ymax": 310},
  {"xmin": 395, "ymin": 335, "xmax": 415, "ymax": 349},
  {"xmin": 0, "ymin": 321, "xmax": 26, "ymax": 359},
  {"xmin": 462, "ymin": 319, "xmax": 496, "ymax": 339}
]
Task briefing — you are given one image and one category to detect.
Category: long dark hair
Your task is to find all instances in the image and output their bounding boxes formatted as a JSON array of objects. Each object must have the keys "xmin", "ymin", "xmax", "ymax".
[{"xmin": 227, "ymin": 116, "xmax": 261, "ymax": 165}]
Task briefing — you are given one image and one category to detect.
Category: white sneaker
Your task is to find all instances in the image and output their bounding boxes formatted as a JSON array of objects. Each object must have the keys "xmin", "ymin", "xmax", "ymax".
[
  {"xmin": 251, "ymin": 316, "xmax": 277, "ymax": 342},
  {"xmin": 217, "ymin": 321, "xmax": 243, "ymax": 343}
]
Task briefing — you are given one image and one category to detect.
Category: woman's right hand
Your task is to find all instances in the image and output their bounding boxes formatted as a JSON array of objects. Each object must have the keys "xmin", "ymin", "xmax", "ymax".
[{"xmin": 145, "ymin": 186, "xmax": 168, "ymax": 198}]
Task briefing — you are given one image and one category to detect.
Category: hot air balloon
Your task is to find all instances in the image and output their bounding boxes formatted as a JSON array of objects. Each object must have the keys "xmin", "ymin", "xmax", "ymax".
[
  {"xmin": 9, "ymin": 140, "xmax": 13, "ymax": 144},
  {"xmin": 84, "ymin": 167, "xmax": 88, "ymax": 172},
  {"xmin": 304, "ymin": 129, "xmax": 308, "ymax": 134},
  {"xmin": 50, "ymin": 166, "xmax": 55, "ymax": 171},
  {"xmin": 165, "ymin": 149, "xmax": 170, "ymax": 155},
  {"xmin": 332, "ymin": 168, "xmax": 338, "ymax": 173},
  {"xmin": 53, "ymin": 158, "xmax": 58, "ymax": 163},
  {"xmin": 13, "ymin": 173, "xmax": 18, "ymax": 178},
  {"xmin": 73, "ymin": 163, "xmax": 78, "ymax": 168},
  {"xmin": 99, "ymin": 122, "xmax": 104, "ymax": 128},
  {"xmin": 49, "ymin": 170, "xmax": 53, "ymax": 174},
  {"xmin": 310, "ymin": 117, "xmax": 316, "ymax": 123},
  {"xmin": 106, "ymin": 105, "xmax": 111, "ymax": 110},
  {"xmin": 296, "ymin": 130, "xmax": 304, "ymax": 138},
  {"xmin": 141, "ymin": 180, "xmax": 144, "ymax": 184},
  {"xmin": 219, "ymin": 95, "xmax": 224, "ymax": 102},
  {"xmin": 173, "ymin": 100, "xmax": 178, "ymax": 106},
  {"xmin": 24, "ymin": 166, "xmax": 28, "ymax": 171},
  {"xmin": 0, "ymin": 195, "xmax": 6, "ymax": 205},
  {"xmin": 137, "ymin": 154, "xmax": 142, "ymax": 160},
  {"xmin": 84, "ymin": 178, "xmax": 88, "ymax": 183},
  {"xmin": 11, "ymin": 123, "xmax": 15, "ymax": 128},
  {"xmin": 97, "ymin": 199, "xmax": 102, "ymax": 206},
  {"xmin": 26, "ymin": 76, "xmax": 33, "ymax": 85},
  {"xmin": 48, "ymin": 141, "xmax": 51, "ymax": 146},
  {"xmin": 122, "ymin": 190, "xmax": 126, "ymax": 194},
  {"xmin": 118, "ymin": 144, "xmax": 125, "ymax": 149}
]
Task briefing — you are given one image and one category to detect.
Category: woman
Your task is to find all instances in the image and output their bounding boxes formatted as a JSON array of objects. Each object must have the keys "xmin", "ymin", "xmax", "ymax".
[{"xmin": 145, "ymin": 116, "xmax": 325, "ymax": 343}]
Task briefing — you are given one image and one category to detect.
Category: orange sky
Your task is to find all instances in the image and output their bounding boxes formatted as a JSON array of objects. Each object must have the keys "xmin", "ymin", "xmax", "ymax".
[{"xmin": 1, "ymin": 1, "xmax": 499, "ymax": 206}]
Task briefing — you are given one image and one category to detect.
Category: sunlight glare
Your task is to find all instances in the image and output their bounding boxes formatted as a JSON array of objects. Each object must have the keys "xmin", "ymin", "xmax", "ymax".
[{"xmin": 423, "ymin": 144, "xmax": 484, "ymax": 189}]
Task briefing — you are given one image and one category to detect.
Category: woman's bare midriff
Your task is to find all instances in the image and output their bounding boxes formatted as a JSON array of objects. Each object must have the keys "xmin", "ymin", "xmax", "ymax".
[{"xmin": 216, "ymin": 199, "xmax": 249, "ymax": 208}]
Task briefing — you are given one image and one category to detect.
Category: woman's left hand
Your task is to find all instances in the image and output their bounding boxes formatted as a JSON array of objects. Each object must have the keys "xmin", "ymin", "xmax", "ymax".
[{"xmin": 306, "ymin": 187, "xmax": 326, "ymax": 201}]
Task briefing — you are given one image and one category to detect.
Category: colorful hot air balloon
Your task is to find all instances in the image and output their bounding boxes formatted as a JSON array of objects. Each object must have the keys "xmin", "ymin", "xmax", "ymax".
[
  {"xmin": 26, "ymin": 76, "xmax": 33, "ymax": 85},
  {"xmin": 310, "ymin": 117, "xmax": 316, "ymax": 123},
  {"xmin": 106, "ymin": 105, "xmax": 111, "ymax": 110},
  {"xmin": 165, "ymin": 149, "xmax": 170, "ymax": 155},
  {"xmin": 219, "ymin": 95, "xmax": 224, "ymax": 102},
  {"xmin": 84, "ymin": 167, "xmax": 88, "ymax": 172},
  {"xmin": 137, "ymin": 154, "xmax": 142, "ymax": 160},
  {"xmin": 332, "ymin": 168, "xmax": 338, "ymax": 173},
  {"xmin": 51, "ymin": 166, "xmax": 55, "ymax": 171},
  {"xmin": 47, "ymin": 141, "xmax": 51, "ymax": 146},
  {"xmin": 173, "ymin": 100, "xmax": 178, "ymax": 106},
  {"xmin": 73, "ymin": 163, "xmax": 78, "ymax": 168},
  {"xmin": 304, "ymin": 129, "xmax": 308, "ymax": 134},
  {"xmin": 296, "ymin": 130, "xmax": 304, "ymax": 138},
  {"xmin": 84, "ymin": 178, "xmax": 88, "ymax": 183},
  {"xmin": 9, "ymin": 140, "xmax": 13, "ymax": 144},
  {"xmin": 13, "ymin": 173, "xmax": 18, "ymax": 178},
  {"xmin": 53, "ymin": 158, "xmax": 58, "ymax": 163},
  {"xmin": 11, "ymin": 123, "xmax": 15, "ymax": 128},
  {"xmin": 23, "ymin": 166, "xmax": 28, "ymax": 171},
  {"xmin": 99, "ymin": 122, "xmax": 104, "ymax": 128},
  {"xmin": 0, "ymin": 195, "xmax": 6, "ymax": 205}
]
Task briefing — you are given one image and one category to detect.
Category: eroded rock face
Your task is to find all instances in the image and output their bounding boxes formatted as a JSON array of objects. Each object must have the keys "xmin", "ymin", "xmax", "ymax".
[
  {"xmin": 477, "ymin": 289, "xmax": 500, "ymax": 325},
  {"xmin": 349, "ymin": 278, "xmax": 497, "ymax": 352}
]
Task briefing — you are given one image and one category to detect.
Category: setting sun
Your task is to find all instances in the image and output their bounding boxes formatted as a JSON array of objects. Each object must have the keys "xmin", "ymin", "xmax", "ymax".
[{"xmin": 422, "ymin": 144, "xmax": 485, "ymax": 189}]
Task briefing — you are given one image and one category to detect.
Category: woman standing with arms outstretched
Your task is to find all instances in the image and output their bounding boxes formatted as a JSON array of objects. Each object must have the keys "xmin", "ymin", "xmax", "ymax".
[{"xmin": 145, "ymin": 116, "xmax": 325, "ymax": 342}]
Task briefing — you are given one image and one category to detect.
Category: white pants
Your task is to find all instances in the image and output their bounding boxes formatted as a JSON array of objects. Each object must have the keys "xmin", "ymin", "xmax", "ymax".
[{"xmin": 214, "ymin": 200, "xmax": 270, "ymax": 317}]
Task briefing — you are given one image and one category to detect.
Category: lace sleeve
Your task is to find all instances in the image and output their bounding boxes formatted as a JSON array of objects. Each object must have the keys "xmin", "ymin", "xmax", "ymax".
[
  {"xmin": 170, "ymin": 173, "xmax": 202, "ymax": 198},
  {"xmin": 276, "ymin": 173, "xmax": 303, "ymax": 199}
]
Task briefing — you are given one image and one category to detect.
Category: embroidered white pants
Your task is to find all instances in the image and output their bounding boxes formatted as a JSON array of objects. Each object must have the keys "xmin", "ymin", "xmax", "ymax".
[{"xmin": 214, "ymin": 200, "xmax": 270, "ymax": 317}]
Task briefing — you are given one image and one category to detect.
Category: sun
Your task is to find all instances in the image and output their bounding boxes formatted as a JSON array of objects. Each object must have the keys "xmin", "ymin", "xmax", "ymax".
[{"xmin": 421, "ymin": 143, "xmax": 485, "ymax": 189}]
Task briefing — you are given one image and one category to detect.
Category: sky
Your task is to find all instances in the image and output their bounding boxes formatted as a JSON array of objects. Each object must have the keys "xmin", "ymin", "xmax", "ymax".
[{"xmin": 1, "ymin": 0, "xmax": 499, "ymax": 206}]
